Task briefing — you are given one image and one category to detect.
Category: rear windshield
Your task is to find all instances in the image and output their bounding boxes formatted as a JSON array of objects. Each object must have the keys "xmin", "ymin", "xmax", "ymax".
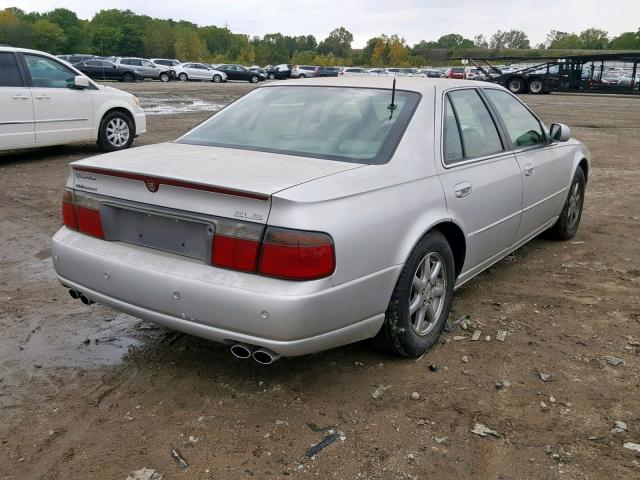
[{"xmin": 177, "ymin": 86, "xmax": 420, "ymax": 164}]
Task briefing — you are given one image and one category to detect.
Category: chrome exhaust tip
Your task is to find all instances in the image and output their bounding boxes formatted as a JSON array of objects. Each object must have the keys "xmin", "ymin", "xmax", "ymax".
[
  {"xmin": 69, "ymin": 289, "xmax": 80, "ymax": 300},
  {"xmin": 230, "ymin": 343, "xmax": 255, "ymax": 359},
  {"xmin": 252, "ymin": 348, "xmax": 281, "ymax": 365},
  {"xmin": 79, "ymin": 293, "xmax": 94, "ymax": 305}
]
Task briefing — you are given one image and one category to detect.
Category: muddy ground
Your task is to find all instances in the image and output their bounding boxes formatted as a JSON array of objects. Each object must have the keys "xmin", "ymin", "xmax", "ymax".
[{"xmin": 1, "ymin": 80, "xmax": 639, "ymax": 480}]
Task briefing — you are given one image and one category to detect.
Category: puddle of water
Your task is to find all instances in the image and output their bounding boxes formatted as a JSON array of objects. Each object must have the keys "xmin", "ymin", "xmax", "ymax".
[
  {"xmin": 139, "ymin": 96, "xmax": 224, "ymax": 116},
  {"xmin": 14, "ymin": 312, "xmax": 164, "ymax": 369}
]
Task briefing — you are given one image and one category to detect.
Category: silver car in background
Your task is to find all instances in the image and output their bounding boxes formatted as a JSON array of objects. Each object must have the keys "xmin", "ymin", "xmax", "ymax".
[{"xmin": 52, "ymin": 78, "xmax": 589, "ymax": 363}]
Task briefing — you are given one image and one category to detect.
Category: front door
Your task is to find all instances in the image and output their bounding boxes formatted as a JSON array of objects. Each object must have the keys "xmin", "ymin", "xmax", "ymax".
[
  {"xmin": 436, "ymin": 88, "xmax": 523, "ymax": 281},
  {"xmin": 23, "ymin": 53, "xmax": 93, "ymax": 145},
  {"xmin": 483, "ymin": 88, "xmax": 573, "ymax": 240},
  {"xmin": 0, "ymin": 51, "xmax": 35, "ymax": 150}
]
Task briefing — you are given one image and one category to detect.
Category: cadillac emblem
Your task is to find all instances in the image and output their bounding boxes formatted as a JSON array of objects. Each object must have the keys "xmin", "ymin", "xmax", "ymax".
[{"xmin": 145, "ymin": 179, "xmax": 159, "ymax": 192}]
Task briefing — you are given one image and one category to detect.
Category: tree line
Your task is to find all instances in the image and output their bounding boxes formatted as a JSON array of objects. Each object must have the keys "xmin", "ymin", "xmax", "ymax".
[{"xmin": 1, "ymin": 7, "xmax": 639, "ymax": 67}]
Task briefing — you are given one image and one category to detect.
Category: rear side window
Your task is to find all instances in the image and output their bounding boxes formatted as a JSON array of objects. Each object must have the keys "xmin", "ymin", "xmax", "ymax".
[
  {"xmin": 0, "ymin": 52, "xmax": 22, "ymax": 87},
  {"xmin": 447, "ymin": 89, "xmax": 503, "ymax": 159},
  {"xmin": 443, "ymin": 97, "xmax": 463, "ymax": 164},
  {"xmin": 484, "ymin": 89, "xmax": 546, "ymax": 148}
]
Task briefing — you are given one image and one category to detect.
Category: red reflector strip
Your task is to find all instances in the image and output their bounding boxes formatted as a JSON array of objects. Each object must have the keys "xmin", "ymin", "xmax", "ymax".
[
  {"xmin": 212, "ymin": 235, "xmax": 260, "ymax": 272},
  {"xmin": 73, "ymin": 166, "xmax": 269, "ymax": 201},
  {"xmin": 74, "ymin": 205, "xmax": 104, "ymax": 239},
  {"xmin": 259, "ymin": 243, "xmax": 335, "ymax": 280},
  {"xmin": 61, "ymin": 201, "xmax": 77, "ymax": 229}
]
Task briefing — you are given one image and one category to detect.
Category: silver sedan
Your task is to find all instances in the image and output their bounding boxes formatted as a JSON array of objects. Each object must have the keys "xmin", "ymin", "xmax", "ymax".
[{"xmin": 52, "ymin": 77, "xmax": 589, "ymax": 364}]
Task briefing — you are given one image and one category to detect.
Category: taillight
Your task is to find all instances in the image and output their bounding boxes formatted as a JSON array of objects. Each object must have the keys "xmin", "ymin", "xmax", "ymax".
[
  {"xmin": 258, "ymin": 227, "xmax": 335, "ymax": 280},
  {"xmin": 212, "ymin": 235, "xmax": 260, "ymax": 272},
  {"xmin": 61, "ymin": 189, "xmax": 104, "ymax": 239}
]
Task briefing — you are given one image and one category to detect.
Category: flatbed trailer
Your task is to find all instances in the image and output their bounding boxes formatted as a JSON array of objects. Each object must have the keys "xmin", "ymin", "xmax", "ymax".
[{"xmin": 462, "ymin": 53, "xmax": 640, "ymax": 95}]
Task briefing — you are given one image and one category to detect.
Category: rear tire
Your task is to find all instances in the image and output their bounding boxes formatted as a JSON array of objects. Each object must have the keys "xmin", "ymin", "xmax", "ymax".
[
  {"xmin": 123, "ymin": 72, "xmax": 134, "ymax": 83},
  {"xmin": 376, "ymin": 231, "xmax": 455, "ymax": 357},
  {"xmin": 546, "ymin": 168, "xmax": 586, "ymax": 240},
  {"xmin": 507, "ymin": 77, "xmax": 525, "ymax": 94},
  {"xmin": 528, "ymin": 78, "xmax": 544, "ymax": 94},
  {"xmin": 179, "ymin": 73, "xmax": 188, "ymax": 82},
  {"xmin": 98, "ymin": 111, "xmax": 134, "ymax": 152}
]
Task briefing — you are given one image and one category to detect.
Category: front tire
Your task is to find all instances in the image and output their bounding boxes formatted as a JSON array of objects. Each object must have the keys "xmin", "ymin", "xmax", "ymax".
[
  {"xmin": 377, "ymin": 231, "xmax": 455, "ymax": 357},
  {"xmin": 159, "ymin": 72, "xmax": 170, "ymax": 82},
  {"xmin": 249, "ymin": 75, "xmax": 259, "ymax": 83},
  {"xmin": 268, "ymin": 72, "xmax": 275, "ymax": 80},
  {"xmin": 123, "ymin": 72, "xmax": 134, "ymax": 83},
  {"xmin": 178, "ymin": 73, "xmax": 188, "ymax": 82},
  {"xmin": 547, "ymin": 168, "xmax": 586, "ymax": 240},
  {"xmin": 212, "ymin": 74, "xmax": 222, "ymax": 83},
  {"xmin": 98, "ymin": 111, "xmax": 134, "ymax": 152}
]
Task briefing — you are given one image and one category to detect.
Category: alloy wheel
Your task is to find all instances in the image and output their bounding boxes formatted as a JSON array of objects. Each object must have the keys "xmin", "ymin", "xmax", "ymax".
[
  {"xmin": 106, "ymin": 118, "xmax": 130, "ymax": 148},
  {"xmin": 566, "ymin": 180, "xmax": 582, "ymax": 227},
  {"xmin": 409, "ymin": 252, "xmax": 447, "ymax": 336}
]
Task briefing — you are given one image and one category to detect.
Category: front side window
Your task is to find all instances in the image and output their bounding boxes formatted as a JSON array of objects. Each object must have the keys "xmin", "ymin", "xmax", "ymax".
[
  {"xmin": 24, "ymin": 55, "xmax": 75, "ymax": 88},
  {"xmin": 178, "ymin": 86, "xmax": 420, "ymax": 164},
  {"xmin": 0, "ymin": 52, "xmax": 23, "ymax": 87},
  {"xmin": 447, "ymin": 89, "xmax": 503, "ymax": 159},
  {"xmin": 484, "ymin": 89, "xmax": 546, "ymax": 148}
]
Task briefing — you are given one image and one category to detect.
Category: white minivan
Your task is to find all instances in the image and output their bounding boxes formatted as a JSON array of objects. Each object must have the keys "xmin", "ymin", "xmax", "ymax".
[{"xmin": 0, "ymin": 46, "xmax": 146, "ymax": 152}]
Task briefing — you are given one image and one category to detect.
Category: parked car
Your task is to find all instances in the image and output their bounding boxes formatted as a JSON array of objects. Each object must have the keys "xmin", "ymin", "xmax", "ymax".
[
  {"xmin": 446, "ymin": 66, "xmax": 467, "ymax": 79},
  {"xmin": 339, "ymin": 67, "xmax": 370, "ymax": 77},
  {"xmin": 215, "ymin": 64, "xmax": 264, "ymax": 83},
  {"xmin": 150, "ymin": 58, "xmax": 181, "ymax": 68},
  {"xmin": 51, "ymin": 77, "xmax": 588, "ymax": 363},
  {"xmin": 421, "ymin": 68, "xmax": 442, "ymax": 78},
  {"xmin": 66, "ymin": 54, "xmax": 96, "ymax": 65},
  {"xmin": 314, "ymin": 66, "xmax": 339, "ymax": 77},
  {"xmin": 114, "ymin": 57, "xmax": 171, "ymax": 82},
  {"xmin": 265, "ymin": 64, "xmax": 292, "ymax": 80},
  {"xmin": 0, "ymin": 46, "xmax": 146, "ymax": 152},
  {"xmin": 367, "ymin": 68, "xmax": 387, "ymax": 76},
  {"xmin": 174, "ymin": 63, "xmax": 227, "ymax": 82},
  {"xmin": 291, "ymin": 65, "xmax": 318, "ymax": 78},
  {"xmin": 73, "ymin": 59, "xmax": 144, "ymax": 83}
]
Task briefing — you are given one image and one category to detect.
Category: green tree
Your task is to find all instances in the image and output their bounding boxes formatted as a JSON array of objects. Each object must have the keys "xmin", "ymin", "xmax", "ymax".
[
  {"xmin": 609, "ymin": 30, "xmax": 640, "ymax": 50},
  {"xmin": 317, "ymin": 27, "xmax": 353, "ymax": 58},
  {"xmin": 0, "ymin": 8, "xmax": 32, "ymax": 48},
  {"xmin": 31, "ymin": 18, "xmax": 67, "ymax": 53},
  {"xmin": 174, "ymin": 28, "xmax": 207, "ymax": 60},
  {"xmin": 547, "ymin": 30, "xmax": 580, "ymax": 49},
  {"xmin": 387, "ymin": 35, "xmax": 410, "ymax": 66},
  {"xmin": 92, "ymin": 26, "xmax": 123, "ymax": 56},
  {"xmin": 473, "ymin": 34, "xmax": 488, "ymax": 48},
  {"xmin": 291, "ymin": 49, "xmax": 317, "ymax": 65},
  {"xmin": 435, "ymin": 33, "xmax": 474, "ymax": 49},
  {"xmin": 578, "ymin": 28, "xmax": 609, "ymax": 49},
  {"xmin": 371, "ymin": 37, "xmax": 387, "ymax": 66}
]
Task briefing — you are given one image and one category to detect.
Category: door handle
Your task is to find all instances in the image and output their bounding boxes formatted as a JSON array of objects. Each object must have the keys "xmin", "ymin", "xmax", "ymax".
[
  {"xmin": 454, "ymin": 182, "xmax": 472, "ymax": 198},
  {"xmin": 523, "ymin": 163, "xmax": 535, "ymax": 176},
  {"xmin": 12, "ymin": 95, "xmax": 30, "ymax": 100},
  {"xmin": 34, "ymin": 95, "xmax": 51, "ymax": 100}
]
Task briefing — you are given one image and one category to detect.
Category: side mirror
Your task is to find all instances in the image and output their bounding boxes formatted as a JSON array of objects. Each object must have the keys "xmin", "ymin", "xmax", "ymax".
[
  {"xmin": 549, "ymin": 123, "xmax": 571, "ymax": 142},
  {"xmin": 73, "ymin": 75, "xmax": 90, "ymax": 89}
]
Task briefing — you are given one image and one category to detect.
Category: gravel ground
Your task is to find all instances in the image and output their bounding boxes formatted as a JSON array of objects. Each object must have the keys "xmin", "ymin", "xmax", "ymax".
[{"xmin": 0, "ymin": 80, "xmax": 639, "ymax": 480}]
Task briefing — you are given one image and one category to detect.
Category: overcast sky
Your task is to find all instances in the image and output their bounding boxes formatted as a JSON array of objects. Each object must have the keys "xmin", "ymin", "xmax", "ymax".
[{"xmin": 4, "ymin": 0, "xmax": 639, "ymax": 47}]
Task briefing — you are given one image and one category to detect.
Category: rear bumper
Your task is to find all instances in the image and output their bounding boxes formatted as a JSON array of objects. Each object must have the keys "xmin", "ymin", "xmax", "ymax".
[{"xmin": 52, "ymin": 228, "xmax": 397, "ymax": 356}]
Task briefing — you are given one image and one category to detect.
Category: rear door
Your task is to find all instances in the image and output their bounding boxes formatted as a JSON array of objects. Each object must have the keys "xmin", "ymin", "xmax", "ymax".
[
  {"xmin": 483, "ymin": 88, "xmax": 573, "ymax": 240},
  {"xmin": 0, "ymin": 51, "xmax": 35, "ymax": 150},
  {"xmin": 83, "ymin": 60, "xmax": 105, "ymax": 80},
  {"xmin": 22, "ymin": 53, "xmax": 93, "ymax": 145},
  {"xmin": 436, "ymin": 88, "xmax": 523, "ymax": 278}
]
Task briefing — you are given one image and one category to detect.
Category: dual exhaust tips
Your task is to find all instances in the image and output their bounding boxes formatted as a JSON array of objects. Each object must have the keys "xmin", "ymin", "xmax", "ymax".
[
  {"xmin": 69, "ymin": 289, "xmax": 94, "ymax": 305},
  {"xmin": 230, "ymin": 343, "xmax": 280, "ymax": 365}
]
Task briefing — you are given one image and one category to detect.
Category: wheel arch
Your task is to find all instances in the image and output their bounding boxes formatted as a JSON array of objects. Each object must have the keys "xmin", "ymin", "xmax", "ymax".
[
  {"xmin": 99, "ymin": 107, "xmax": 136, "ymax": 136},
  {"xmin": 578, "ymin": 157, "xmax": 589, "ymax": 183},
  {"xmin": 401, "ymin": 220, "xmax": 467, "ymax": 281}
]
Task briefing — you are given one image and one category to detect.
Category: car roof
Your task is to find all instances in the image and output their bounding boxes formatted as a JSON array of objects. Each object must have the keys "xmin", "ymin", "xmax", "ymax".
[{"xmin": 264, "ymin": 76, "xmax": 498, "ymax": 95}]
